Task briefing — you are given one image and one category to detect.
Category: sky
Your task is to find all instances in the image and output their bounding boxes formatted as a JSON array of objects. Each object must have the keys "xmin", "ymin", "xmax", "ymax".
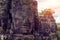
[{"xmin": 36, "ymin": 0, "xmax": 60, "ymax": 23}]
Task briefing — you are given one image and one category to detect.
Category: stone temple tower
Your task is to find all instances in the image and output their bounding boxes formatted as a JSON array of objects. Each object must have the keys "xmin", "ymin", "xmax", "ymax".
[
  {"xmin": 38, "ymin": 9, "xmax": 58, "ymax": 40},
  {"xmin": 0, "ymin": 0, "xmax": 38, "ymax": 40},
  {"xmin": 0, "ymin": 0, "xmax": 58, "ymax": 40}
]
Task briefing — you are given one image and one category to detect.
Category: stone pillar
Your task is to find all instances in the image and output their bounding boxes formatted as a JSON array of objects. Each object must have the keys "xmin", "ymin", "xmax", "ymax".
[{"xmin": 0, "ymin": 0, "xmax": 12, "ymax": 34}]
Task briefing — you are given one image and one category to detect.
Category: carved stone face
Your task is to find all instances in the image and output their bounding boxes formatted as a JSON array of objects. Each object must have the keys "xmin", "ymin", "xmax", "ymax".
[{"xmin": 11, "ymin": 0, "xmax": 37, "ymax": 34}]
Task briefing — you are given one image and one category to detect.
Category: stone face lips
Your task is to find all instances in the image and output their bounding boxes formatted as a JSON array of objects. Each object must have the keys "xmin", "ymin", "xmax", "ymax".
[{"xmin": 13, "ymin": 34, "xmax": 34, "ymax": 40}]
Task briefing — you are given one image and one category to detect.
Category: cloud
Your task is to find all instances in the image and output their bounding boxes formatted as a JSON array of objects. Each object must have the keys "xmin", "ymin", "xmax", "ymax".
[{"xmin": 37, "ymin": 0, "xmax": 47, "ymax": 2}]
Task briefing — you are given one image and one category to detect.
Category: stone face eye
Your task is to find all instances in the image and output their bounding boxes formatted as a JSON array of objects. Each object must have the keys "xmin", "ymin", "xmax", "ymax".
[
  {"xmin": 18, "ymin": 39, "xmax": 21, "ymax": 40},
  {"xmin": 24, "ymin": 38, "xmax": 31, "ymax": 40}
]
